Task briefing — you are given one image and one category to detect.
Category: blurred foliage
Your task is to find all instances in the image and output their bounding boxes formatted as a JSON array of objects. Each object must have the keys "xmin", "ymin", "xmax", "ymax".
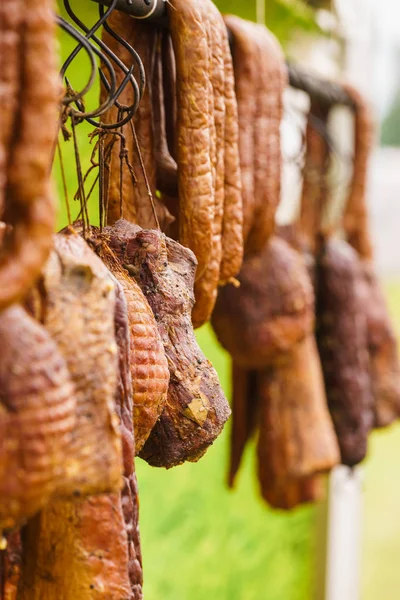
[
  {"xmin": 213, "ymin": 0, "xmax": 320, "ymax": 46},
  {"xmin": 381, "ymin": 89, "xmax": 400, "ymax": 147}
]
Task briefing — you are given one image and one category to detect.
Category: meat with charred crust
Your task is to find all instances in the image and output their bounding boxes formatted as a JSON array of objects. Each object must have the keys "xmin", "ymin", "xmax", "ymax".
[
  {"xmin": 105, "ymin": 219, "xmax": 231, "ymax": 468},
  {"xmin": 212, "ymin": 236, "xmax": 314, "ymax": 369}
]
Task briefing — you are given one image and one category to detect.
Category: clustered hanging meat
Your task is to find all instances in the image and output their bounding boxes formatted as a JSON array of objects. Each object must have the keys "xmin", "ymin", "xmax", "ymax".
[
  {"xmin": 224, "ymin": 15, "xmax": 287, "ymax": 254},
  {"xmin": 341, "ymin": 84, "xmax": 400, "ymax": 428},
  {"xmin": 0, "ymin": 0, "xmax": 396, "ymax": 595},
  {"xmin": 209, "ymin": 15, "xmax": 398, "ymax": 510},
  {"xmin": 103, "ymin": 219, "xmax": 231, "ymax": 468},
  {"xmin": 212, "ymin": 229, "xmax": 339, "ymax": 507},
  {"xmin": 19, "ymin": 271, "xmax": 142, "ymax": 600},
  {"xmin": 101, "ymin": 0, "xmax": 244, "ymax": 328},
  {"xmin": 0, "ymin": 0, "xmax": 58, "ymax": 311}
]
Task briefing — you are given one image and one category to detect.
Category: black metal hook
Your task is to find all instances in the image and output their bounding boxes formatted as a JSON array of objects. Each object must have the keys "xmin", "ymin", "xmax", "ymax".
[
  {"xmin": 57, "ymin": 16, "xmax": 98, "ymax": 106},
  {"xmin": 62, "ymin": 0, "xmax": 143, "ymax": 128}
]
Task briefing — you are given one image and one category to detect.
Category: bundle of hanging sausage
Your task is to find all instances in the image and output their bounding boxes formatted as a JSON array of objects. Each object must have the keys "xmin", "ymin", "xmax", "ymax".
[
  {"xmin": 2, "ymin": 3, "xmax": 399, "ymax": 600},
  {"xmin": 212, "ymin": 16, "xmax": 400, "ymax": 510},
  {"xmin": 100, "ymin": 0, "xmax": 244, "ymax": 328},
  {"xmin": 0, "ymin": 0, "xmax": 236, "ymax": 595}
]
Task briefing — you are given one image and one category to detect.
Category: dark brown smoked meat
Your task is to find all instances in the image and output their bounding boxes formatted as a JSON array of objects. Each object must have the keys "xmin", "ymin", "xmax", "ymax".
[
  {"xmin": 151, "ymin": 32, "xmax": 178, "ymax": 199},
  {"xmin": 212, "ymin": 236, "xmax": 314, "ymax": 369},
  {"xmin": 316, "ymin": 237, "xmax": 374, "ymax": 465},
  {"xmin": 340, "ymin": 86, "xmax": 400, "ymax": 428},
  {"xmin": 101, "ymin": 11, "xmax": 172, "ymax": 230},
  {"xmin": 105, "ymin": 219, "xmax": 231, "ymax": 468}
]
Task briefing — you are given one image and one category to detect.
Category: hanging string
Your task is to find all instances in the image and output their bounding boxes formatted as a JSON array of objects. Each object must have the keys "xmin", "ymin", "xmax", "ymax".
[
  {"xmin": 71, "ymin": 116, "xmax": 90, "ymax": 236},
  {"xmin": 57, "ymin": 139, "xmax": 72, "ymax": 226},
  {"xmin": 99, "ymin": 131, "xmax": 105, "ymax": 231},
  {"xmin": 129, "ymin": 120, "xmax": 160, "ymax": 230}
]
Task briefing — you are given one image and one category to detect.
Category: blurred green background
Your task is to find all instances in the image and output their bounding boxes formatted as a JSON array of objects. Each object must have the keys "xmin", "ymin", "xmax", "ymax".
[{"xmin": 54, "ymin": 2, "xmax": 400, "ymax": 599}]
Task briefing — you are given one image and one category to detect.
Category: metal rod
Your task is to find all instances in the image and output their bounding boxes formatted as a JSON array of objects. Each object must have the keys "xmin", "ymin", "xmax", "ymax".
[
  {"xmin": 90, "ymin": 0, "xmax": 166, "ymax": 21},
  {"xmin": 287, "ymin": 63, "xmax": 356, "ymax": 110}
]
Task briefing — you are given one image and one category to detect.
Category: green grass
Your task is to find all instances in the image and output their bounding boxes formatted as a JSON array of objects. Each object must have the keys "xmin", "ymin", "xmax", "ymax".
[
  {"xmin": 136, "ymin": 326, "xmax": 315, "ymax": 600},
  {"xmin": 361, "ymin": 282, "xmax": 400, "ymax": 600}
]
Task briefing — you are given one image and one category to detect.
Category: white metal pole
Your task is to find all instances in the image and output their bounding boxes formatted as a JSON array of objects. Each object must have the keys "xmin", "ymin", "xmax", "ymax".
[{"xmin": 317, "ymin": 465, "xmax": 364, "ymax": 600}]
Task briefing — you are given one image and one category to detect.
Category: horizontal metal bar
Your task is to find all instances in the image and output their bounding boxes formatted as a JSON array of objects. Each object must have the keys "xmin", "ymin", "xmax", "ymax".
[
  {"xmin": 287, "ymin": 63, "xmax": 356, "ymax": 110},
  {"xmin": 90, "ymin": 0, "xmax": 166, "ymax": 20}
]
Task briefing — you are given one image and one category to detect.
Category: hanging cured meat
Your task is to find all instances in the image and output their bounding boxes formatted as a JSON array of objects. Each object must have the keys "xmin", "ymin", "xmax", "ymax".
[
  {"xmin": 0, "ymin": 0, "xmax": 58, "ymax": 311},
  {"xmin": 104, "ymin": 219, "xmax": 230, "ymax": 468},
  {"xmin": 29, "ymin": 232, "xmax": 123, "ymax": 495},
  {"xmin": 212, "ymin": 236, "xmax": 314, "ymax": 369},
  {"xmin": 19, "ymin": 281, "xmax": 142, "ymax": 600},
  {"xmin": 342, "ymin": 84, "xmax": 400, "ymax": 428},
  {"xmin": 316, "ymin": 237, "xmax": 374, "ymax": 466},
  {"xmin": 101, "ymin": 11, "xmax": 172, "ymax": 230},
  {"xmin": 0, "ymin": 305, "xmax": 76, "ymax": 530},
  {"xmin": 244, "ymin": 24, "xmax": 287, "ymax": 255},
  {"xmin": 257, "ymin": 336, "xmax": 339, "ymax": 509},
  {"xmin": 92, "ymin": 237, "xmax": 170, "ymax": 454},
  {"xmin": 102, "ymin": 1, "xmax": 243, "ymax": 327}
]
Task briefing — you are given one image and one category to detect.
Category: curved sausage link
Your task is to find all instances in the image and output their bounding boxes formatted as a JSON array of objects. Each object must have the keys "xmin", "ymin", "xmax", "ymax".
[
  {"xmin": 246, "ymin": 24, "xmax": 287, "ymax": 256},
  {"xmin": 0, "ymin": 0, "xmax": 23, "ymax": 216},
  {"xmin": 224, "ymin": 16, "xmax": 258, "ymax": 244},
  {"xmin": 219, "ymin": 20, "xmax": 243, "ymax": 283},
  {"xmin": 342, "ymin": 83, "xmax": 375, "ymax": 260},
  {"xmin": 169, "ymin": 0, "xmax": 214, "ymax": 281},
  {"xmin": 0, "ymin": 0, "xmax": 58, "ymax": 310},
  {"xmin": 192, "ymin": 1, "xmax": 225, "ymax": 327}
]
